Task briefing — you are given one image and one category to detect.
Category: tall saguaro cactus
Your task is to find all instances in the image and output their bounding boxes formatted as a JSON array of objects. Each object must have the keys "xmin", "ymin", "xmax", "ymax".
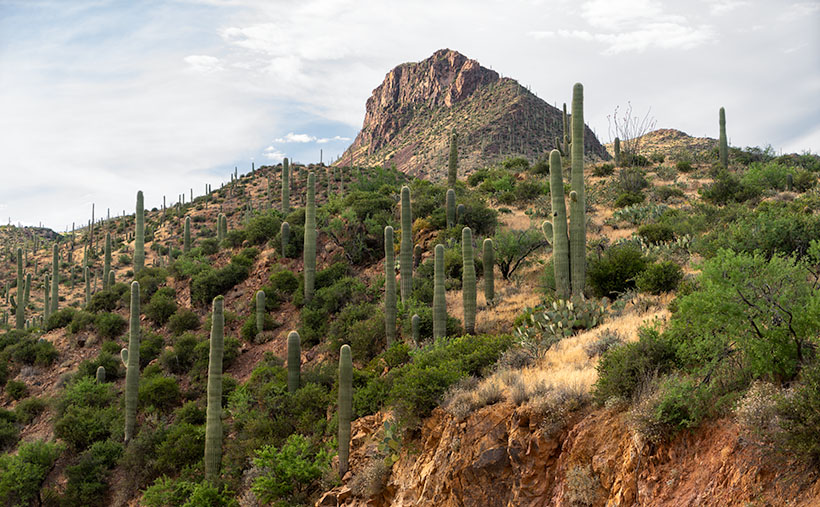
[
  {"xmin": 280, "ymin": 222, "xmax": 290, "ymax": 257},
  {"xmin": 569, "ymin": 83, "xmax": 586, "ymax": 297},
  {"xmin": 719, "ymin": 107, "xmax": 728, "ymax": 169},
  {"xmin": 303, "ymin": 172, "xmax": 317, "ymax": 303},
  {"xmin": 562, "ymin": 103, "xmax": 569, "ymax": 154},
  {"xmin": 103, "ymin": 233, "xmax": 111, "ymax": 291},
  {"xmin": 384, "ymin": 226, "xmax": 397, "ymax": 345},
  {"xmin": 123, "ymin": 281, "xmax": 141, "ymax": 443},
  {"xmin": 134, "ymin": 191, "xmax": 145, "ymax": 274},
  {"xmin": 204, "ymin": 295, "xmax": 225, "ymax": 481},
  {"xmin": 183, "ymin": 217, "xmax": 191, "ymax": 253},
  {"xmin": 614, "ymin": 137, "xmax": 621, "ymax": 167},
  {"xmin": 50, "ymin": 244, "xmax": 58, "ymax": 315},
  {"xmin": 282, "ymin": 157, "xmax": 290, "ymax": 214},
  {"xmin": 44, "ymin": 275, "xmax": 50, "ymax": 322},
  {"xmin": 462, "ymin": 228, "xmax": 476, "ymax": 334},
  {"xmin": 483, "ymin": 238, "xmax": 495, "ymax": 305},
  {"xmin": 338, "ymin": 344, "xmax": 352, "ymax": 477},
  {"xmin": 287, "ymin": 331, "xmax": 301, "ymax": 393},
  {"xmin": 15, "ymin": 247, "xmax": 24, "ymax": 330},
  {"xmin": 411, "ymin": 314, "xmax": 420, "ymax": 344},
  {"xmin": 400, "ymin": 186, "xmax": 413, "ymax": 302},
  {"xmin": 446, "ymin": 189, "xmax": 456, "ymax": 229},
  {"xmin": 255, "ymin": 290, "xmax": 265, "ymax": 334},
  {"xmin": 447, "ymin": 130, "xmax": 458, "ymax": 188},
  {"xmin": 548, "ymin": 149, "xmax": 571, "ymax": 298},
  {"xmin": 433, "ymin": 244, "xmax": 446, "ymax": 339}
]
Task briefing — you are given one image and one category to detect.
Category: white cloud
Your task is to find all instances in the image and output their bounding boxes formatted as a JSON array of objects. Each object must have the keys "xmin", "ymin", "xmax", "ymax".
[
  {"xmin": 273, "ymin": 133, "xmax": 351, "ymax": 143},
  {"xmin": 317, "ymin": 135, "xmax": 351, "ymax": 143},
  {"xmin": 263, "ymin": 146, "xmax": 285, "ymax": 161},
  {"xmin": 184, "ymin": 54, "xmax": 223, "ymax": 73},
  {"xmin": 707, "ymin": 0, "xmax": 749, "ymax": 15}
]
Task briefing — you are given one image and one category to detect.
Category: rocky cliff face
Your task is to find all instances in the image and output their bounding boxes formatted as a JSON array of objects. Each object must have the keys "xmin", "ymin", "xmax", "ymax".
[{"xmin": 336, "ymin": 49, "xmax": 608, "ymax": 179}]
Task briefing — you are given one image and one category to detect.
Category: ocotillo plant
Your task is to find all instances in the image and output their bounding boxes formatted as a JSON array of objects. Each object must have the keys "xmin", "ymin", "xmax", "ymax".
[
  {"xmin": 384, "ymin": 226, "xmax": 397, "ymax": 345},
  {"xmin": 96, "ymin": 366, "xmax": 106, "ymax": 384},
  {"xmin": 400, "ymin": 186, "xmax": 413, "ymax": 302},
  {"xmin": 103, "ymin": 233, "xmax": 111, "ymax": 291},
  {"xmin": 204, "ymin": 295, "xmax": 225, "ymax": 481},
  {"xmin": 303, "ymin": 172, "xmax": 317, "ymax": 303},
  {"xmin": 548, "ymin": 149, "xmax": 571, "ymax": 298},
  {"xmin": 123, "ymin": 281, "xmax": 140, "ymax": 443},
  {"xmin": 462, "ymin": 228, "xmax": 476, "ymax": 334},
  {"xmin": 447, "ymin": 130, "xmax": 458, "ymax": 188},
  {"xmin": 134, "ymin": 191, "xmax": 145, "ymax": 274},
  {"xmin": 411, "ymin": 314, "xmax": 420, "ymax": 344},
  {"xmin": 281, "ymin": 222, "xmax": 290, "ymax": 257},
  {"xmin": 287, "ymin": 330, "xmax": 301, "ymax": 393},
  {"xmin": 433, "ymin": 244, "xmax": 446, "ymax": 339},
  {"xmin": 50, "ymin": 244, "xmax": 58, "ymax": 315},
  {"xmin": 282, "ymin": 157, "xmax": 291, "ymax": 214},
  {"xmin": 614, "ymin": 137, "xmax": 621, "ymax": 167},
  {"xmin": 338, "ymin": 344, "xmax": 352, "ymax": 477},
  {"xmin": 183, "ymin": 216, "xmax": 191, "ymax": 253},
  {"xmin": 15, "ymin": 247, "xmax": 24, "ymax": 330},
  {"xmin": 719, "ymin": 107, "xmax": 728, "ymax": 169},
  {"xmin": 483, "ymin": 238, "xmax": 495, "ymax": 305},
  {"xmin": 446, "ymin": 189, "xmax": 456, "ymax": 229},
  {"xmin": 255, "ymin": 290, "xmax": 265, "ymax": 334},
  {"xmin": 569, "ymin": 83, "xmax": 586, "ymax": 297}
]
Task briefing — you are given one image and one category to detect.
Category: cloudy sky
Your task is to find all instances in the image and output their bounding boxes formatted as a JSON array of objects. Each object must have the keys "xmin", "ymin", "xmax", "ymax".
[{"xmin": 1, "ymin": 0, "xmax": 818, "ymax": 230}]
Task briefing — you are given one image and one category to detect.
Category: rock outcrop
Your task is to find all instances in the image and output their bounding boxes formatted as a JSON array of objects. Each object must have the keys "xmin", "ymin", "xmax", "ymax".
[{"xmin": 336, "ymin": 49, "xmax": 608, "ymax": 179}]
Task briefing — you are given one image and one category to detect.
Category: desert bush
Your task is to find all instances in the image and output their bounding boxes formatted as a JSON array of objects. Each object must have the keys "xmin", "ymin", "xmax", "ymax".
[
  {"xmin": 636, "ymin": 261, "xmax": 683, "ymax": 294},
  {"xmin": 618, "ymin": 168, "xmax": 649, "ymax": 194},
  {"xmin": 142, "ymin": 477, "xmax": 238, "ymax": 507},
  {"xmin": 95, "ymin": 312, "xmax": 127, "ymax": 340},
  {"xmin": 585, "ymin": 329, "xmax": 625, "ymax": 358},
  {"xmin": 88, "ymin": 290, "xmax": 120, "ymax": 313},
  {"xmin": 565, "ymin": 464, "xmax": 599, "ymax": 506},
  {"xmin": 592, "ymin": 163, "xmax": 615, "ymax": 177},
  {"xmin": 145, "ymin": 292, "xmax": 178, "ymax": 326},
  {"xmin": 614, "ymin": 192, "xmax": 645, "ymax": 208},
  {"xmin": 45, "ymin": 307, "xmax": 77, "ymax": 331},
  {"xmin": 251, "ymin": 434, "xmax": 331, "ymax": 506},
  {"xmin": 5, "ymin": 380, "xmax": 27, "ymax": 400},
  {"xmin": 776, "ymin": 360, "xmax": 820, "ymax": 462},
  {"xmin": 637, "ymin": 223, "xmax": 675, "ymax": 244},
  {"xmin": 587, "ymin": 244, "xmax": 649, "ymax": 298},
  {"xmin": 139, "ymin": 375, "xmax": 181, "ymax": 412},
  {"xmin": 15, "ymin": 397, "xmax": 47, "ymax": 425},
  {"xmin": 63, "ymin": 439, "xmax": 123, "ymax": 506},
  {"xmin": 0, "ymin": 440, "xmax": 63, "ymax": 506},
  {"xmin": 653, "ymin": 185, "xmax": 685, "ymax": 202},
  {"xmin": 168, "ymin": 308, "xmax": 200, "ymax": 336}
]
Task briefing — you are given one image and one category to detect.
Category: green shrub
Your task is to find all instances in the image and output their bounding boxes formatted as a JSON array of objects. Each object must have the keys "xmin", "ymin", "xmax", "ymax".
[
  {"xmin": 245, "ymin": 212, "xmax": 282, "ymax": 245},
  {"xmin": 68, "ymin": 311, "xmax": 95, "ymax": 334},
  {"xmin": 675, "ymin": 160, "xmax": 693, "ymax": 172},
  {"xmin": 9, "ymin": 338, "xmax": 59, "ymax": 367},
  {"xmin": 592, "ymin": 163, "xmax": 615, "ymax": 177},
  {"xmin": 77, "ymin": 351, "xmax": 122, "ymax": 380},
  {"xmin": 654, "ymin": 185, "xmax": 685, "ymax": 202},
  {"xmin": 63, "ymin": 439, "xmax": 123, "ymax": 506},
  {"xmin": 587, "ymin": 245, "xmax": 649, "ymax": 298},
  {"xmin": 54, "ymin": 377, "xmax": 118, "ymax": 451},
  {"xmin": 701, "ymin": 171, "xmax": 762, "ymax": 204},
  {"xmin": 88, "ymin": 290, "xmax": 120, "ymax": 313},
  {"xmin": 0, "ymin": 410, "xmax": 18, "ymax": 452},
  {"xmin": 636, "ymin": 261, "xmax": 683, "ymax": 294},
  {"xmin": 168, "ymin": 308, "xmax": 200, "ymax": 336},
  {"xmin": 139, "ymin": 375, "xmax": 181, "ymax": 412},
  {"xmin": 618, "ymin": 167, "xmax": 649, "ymax": 193},
  {"xmin": 269, "ymin": 270, "xmax": 298, "ymax": 299},
  {"xmin": 0, "ymin": 440, "xmax": 63, "ymax": 506},
  {"xmin": 45, "ymin": 307, "xmax": 77, "ymax": 331},
  {"xmin": 776, "ymin": 360, "xmax": 820, "ymax": 462},
  {"xmin": 191, "ymin": 262, "xmax": 249, "ymax": 306},
  {"xmin": 592, "ymin": 326, "xmax": 677, "ymax": 403},
  {"xmin": 614, "ymin": 192, "xmax": 645, "ymax": 208},
  {"xmin": 142, "ymin": 478, "xmax": 238, "ymax": 507},
  {"xmin": 637, "ymin": 223, "xmax": 675, "ymax": 244},
  {"xmin": 15, "ymin": 397, "xmax": 47, "ymax": 425},
  {"xmin": 622, "ymin": 153, "xmax": 650, "ymax": 167},
  {"xmin": 5, "ymin": 380, "xmax": 27, "ymax": 401},
  {"xmin": 174, "ymin": 402, "xmax": 206, "ymax": 425},
  {"xmin": 95, "ymin": 312, "xmax": 127, "ymax": 340},
  {"xmin": 145, "ymin": 293, "xmax": 178, "ymax": 326},
  {"xmin": 199, "ymin": 238, "xmax": 219, "ymax": 255},
  {"xmin": 251, "ymin": 434, "xmax": 331, "ymax": 506},
  {"xmin": 154, "ymin": 423, "xmax": 205, "ymax": 475}
]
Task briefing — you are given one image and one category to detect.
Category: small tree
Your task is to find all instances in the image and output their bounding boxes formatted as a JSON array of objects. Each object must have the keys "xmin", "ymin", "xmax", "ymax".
[
  {"xmin": 492, "ymin": 228, "xmax": 549, "ymax": 280},
  {"xmin": 251, "ymin": 434, "xmax": 331, "ymax": 505}
]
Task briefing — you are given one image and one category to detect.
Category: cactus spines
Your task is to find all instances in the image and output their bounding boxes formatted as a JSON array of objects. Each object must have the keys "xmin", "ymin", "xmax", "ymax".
[
  {"xmin": 303, "ymin": 172, "xmax": 317, "ymax": 303},
  {"xmin": 287, "ymin": 330, "xmax": 301, "ymax": 393},
  {"xmin": 134, "ymin": 191, "xmax": 145, "ymax": 274},
  {"xmin": 411, "ymin": 314, "xmax": 420, "ymax": 344},
  {"xmin": 570, "ymin": 83, "xmax": 586, "ymax": 297},
  {"xmin": 183, "ymin": 216, "xmax": 191, "ymax": 253},
  {"xmin": 124, "ymin": 281, "xmax": 141, "ymax": 443},
  {"xmin": 445, "ymin": 188, "xmax": 456, "ymax": 228},
  {"xmin": 461, "ymin": 228, "xmax": 476, "ymax": 334},
  {"xmin": 338, "ymin": 344, "xmax": 352, "ymax": 477},
  {"xmin": 541, "ymin": 221, "xmax": 553, "ymax": 245},
  {"xmin": 447, "ymin": 130, "xmax": 458, "ymax": 188},
  {"xmin": 433, "ymin": 244, "xmax": 446, "ymax": 339},
  {"xmin": 483, "ymin": 238, "xmax": 495, "ymax": 305},
  {"xmin": 280, "ymin": 221, "xmax": 290, "ymax": 257},
  {"xmin": 719, "ymin": 107, "xmax": 728, "ymax": 169},
  {"xmin": 96, "ymin": 366, "xmax": 106, "ymax": 384},
  {"xmin": 282, "ymin": 157, "xmax": 290, "ymax": 214},
  {"xmin": 549, "ymin": 149, "xmax": 571, "ymax": 298},
  {"xmin": 614, "ymin": 137, "xmax": 621, "ymax": 167},
  {"xmin": 204, "ymin": 295, "xmax": 225, "ymax": 481},
  {"xmin": 384, "ymin": 226, "xmax": 397, "ymax": 345},
  {"xmin": 255, "ymin": 290, "xmax": 265, "ymax": 334},
  {"xmin": 103, "ymin": 232, "xmax": 111, "ymax": 291},
  {"xmin": 15, "ymin": 247, "xmax": 24, "ymax": 330},
  {"xmin": 50, "ymin": 244, "xmax": 58, "ymax": 315},
  {"xmin": 400, "ymin": 186, "xmax": 413, "ymax": 302}
]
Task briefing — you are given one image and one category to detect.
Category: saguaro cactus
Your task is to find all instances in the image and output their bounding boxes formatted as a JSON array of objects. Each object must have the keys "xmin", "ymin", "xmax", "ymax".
[
  {"xmin": 447, "ymin": 130, "xmax": 458, "ymax": 188},
  {"xmin": 413, "ymin": 244, "xmax": 422, "ymax": 268},
  {"xmin": 719, "ymin": 107, "xmax": 728, "ymax": 169},
  {"xmin": 287, "ymin": 330, "xmax": 301, "ymax": 393},
  {"xmin": 338, "ymin": 344, "xmax": 352, "ymax": 477},
  {"xmin": 44, "ymin": 275, "xmax": 50, "ymax": 321},
  {"xmin": 50, "ymin": 244, "xmax": 58, "ymax": 315},
  {"xmin": 384, "ymin": 226, "xmax": 397, "ymax": 345},
  {"xmin": 614, "ymin": 137, "xmax": 621, "ymax": 167},
  {"xmin": 123, "ymin": 281, "xmax": 141, "ymax": 443},
  {"xmin": 483, "ymin": 238, "xmax": 495, "ymax": 305},
  {"xmin": 433, "ymin": 244, "xmax": 446, "ymax": 339},
  {"xmin": 134, "ymin": 191, "xmax": 145, "ymax": 274},
  {"xmin": 103, "ymin": 232, "xmax": 111, "ymax": 291},
  {"xmin": 562, "ymin": 103, "xmax": 569, "ymax": 153},
  {"xmin": 411, "ymin": 314, "xmax": 420, "ymax": 344},
  {"xmin": 303, "ymin": 172, "xmax": 316, "ymax": 303},
  {"xmin": 15, "ymin": 247, "xmax": 24, "ymax": 330},
  {"xmin": 446, "ymin": 189, "xmax": 456, "ymax": 229},
  {"xmin": 204, "ymin": 295, "xmax": 225, "ymax": 481},
  {"xmin": 282, "ymin": 157, "xmax": 290, "ymax": 214},
  {"xmin": 183, "ymin": 217, "xmax": 191, "ymax": 253},
  {"xmin": 549, "ymin": 149, "xmax": 571, "ymax": 298},
  {"xmin": 456, "ymin": 204, "xmax": 466, "ymax": 225},
  {"xmin": 400, "ymin": 186, "xmax": 413, "ymax": 302},
  {"xmin": 84, "ymin": 267, "xmax": 91, "ymax": 307},
  {"xmin": 569, "ymin": 83, "xmax": 586, "ymax": 297},
  {"xmin": 280, "ymin": 222, "xmax": 290, "ymax": 257},
  {"xmin": 255, "ymin": 290, "xmax": 265, "ymax": 334},
  {"xmin": 462, "ymin": 228, "xmax": 476, "ymax": 334},
  {"xmin": 96, "ymin": 366, "xmax": 106, "ymax": 383}
]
